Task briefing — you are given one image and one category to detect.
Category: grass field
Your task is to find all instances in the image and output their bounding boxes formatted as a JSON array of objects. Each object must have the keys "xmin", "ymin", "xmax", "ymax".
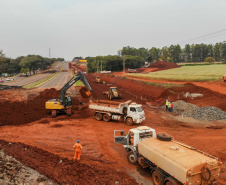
[{"xmin": 128, "ymin": 64, "xmax": 226, "ymax": 82}]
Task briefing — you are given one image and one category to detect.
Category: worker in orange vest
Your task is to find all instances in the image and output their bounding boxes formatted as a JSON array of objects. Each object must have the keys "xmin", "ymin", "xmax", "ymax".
[{"xmin": 73, "ymin": 140, "xmax": 83, "ymax": 161}]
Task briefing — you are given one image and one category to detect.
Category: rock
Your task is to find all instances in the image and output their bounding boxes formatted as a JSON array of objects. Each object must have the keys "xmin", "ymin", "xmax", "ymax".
[{"xmin": 37, "ymin": 175, "xmax": 47, "ymax": 182}]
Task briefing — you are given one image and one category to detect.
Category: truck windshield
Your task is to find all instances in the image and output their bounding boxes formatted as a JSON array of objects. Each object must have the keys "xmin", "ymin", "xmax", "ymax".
[
  {"xmin": 112, "ymin": 88, "xmax": 118, "ymax": 92},
  {"xmin": 136, "ymin": 107, "xmax": 143, "ymax": 112}
]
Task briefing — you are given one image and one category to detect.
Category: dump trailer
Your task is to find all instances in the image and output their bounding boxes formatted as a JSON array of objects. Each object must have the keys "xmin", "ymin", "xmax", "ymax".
[
  {"xmin": 89, "ymin": 100, "xmax": 145, "ymax": 125},
  {"xmin": 114, "ymin": 126, "xmax": 221, "ymax": 185}
]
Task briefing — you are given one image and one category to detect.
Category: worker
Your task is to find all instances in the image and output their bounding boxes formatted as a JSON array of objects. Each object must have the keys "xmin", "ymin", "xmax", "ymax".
[
  {"xmin": 170, "ymin": 103, "xmax": 174, "ymax": 112},
  {"xmin": 165, "ymin": 100, "xmax": 168, "ymax": 111},
  {"xmin": 168, "ymin": 102, "xmax": 171, "ymax": 112},
  {"xmin": 73, "ymin": 140, "xmax": 83, "ymax": 161}
]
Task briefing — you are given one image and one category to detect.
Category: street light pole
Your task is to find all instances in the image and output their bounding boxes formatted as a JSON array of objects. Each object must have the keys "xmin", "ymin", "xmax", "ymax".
[{"xmin": 123, "ymin": 55, "xmax": 126, "ymax": 77}]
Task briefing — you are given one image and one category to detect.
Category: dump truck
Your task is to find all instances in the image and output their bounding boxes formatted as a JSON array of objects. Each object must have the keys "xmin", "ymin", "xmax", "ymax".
[
  {"xmin": 89, "ymin": 100, "xmax": 145, "ymax": 125},
  {"xmin": 114, "ymin": 126, "xmax": 221, "ymax": 185},
  {"xmin": 103, "ymin": 87, "xmax": 121, "ymax": 100}
]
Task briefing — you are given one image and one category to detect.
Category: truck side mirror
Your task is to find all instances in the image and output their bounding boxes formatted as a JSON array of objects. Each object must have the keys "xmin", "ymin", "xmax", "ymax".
[{"xmin": 121, "ymin": 131, "xmax": 124, "ymax": 136}]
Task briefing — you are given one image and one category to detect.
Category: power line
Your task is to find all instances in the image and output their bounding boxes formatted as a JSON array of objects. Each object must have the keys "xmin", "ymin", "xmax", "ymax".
[{"xmin": 178, "ymin": 29, "xmax": 226, "ymax": 44}]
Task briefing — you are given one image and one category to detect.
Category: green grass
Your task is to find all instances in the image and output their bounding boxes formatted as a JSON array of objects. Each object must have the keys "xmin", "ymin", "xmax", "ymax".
[
  {"xmin": 128, "ymin": 64, "xmax": 226, "ymax": 82},
  {"xmin": 74, "ymin": 80, "xmax": 85, "ymax": 86},
  {"xmin": 23, "ymin": 72, "xmax": 59, "ymax": 89}
]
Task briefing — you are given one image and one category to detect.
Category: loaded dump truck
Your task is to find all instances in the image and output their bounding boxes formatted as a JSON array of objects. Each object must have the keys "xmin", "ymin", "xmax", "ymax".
[
  {"xmin": 114, "ymin": 126, "xmax": 221, "ymax": 185},
  {"xmin": 89, "ymin": 100, "xmax": 145, "ymax": 125}
]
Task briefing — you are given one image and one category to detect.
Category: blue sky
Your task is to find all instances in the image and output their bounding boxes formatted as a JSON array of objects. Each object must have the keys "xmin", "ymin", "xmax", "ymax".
[{"xmin": 0, "ymin": 0, "xmax": 226, "ymax": 60}]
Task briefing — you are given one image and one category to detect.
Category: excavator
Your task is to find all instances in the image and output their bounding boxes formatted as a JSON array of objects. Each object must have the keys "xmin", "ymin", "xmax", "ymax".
[{"xmin": 45, "ymin": 71, "xmax": 92, "ymax": 118}]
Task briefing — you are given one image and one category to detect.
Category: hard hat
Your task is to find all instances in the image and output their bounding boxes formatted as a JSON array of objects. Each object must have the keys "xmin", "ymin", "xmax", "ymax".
[{"xmin": 77, "ymin": 140, "xmax": 80, "ymax": 143}]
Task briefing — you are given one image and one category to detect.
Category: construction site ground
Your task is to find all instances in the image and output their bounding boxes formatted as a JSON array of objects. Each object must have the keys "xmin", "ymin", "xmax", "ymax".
[{"xmin": 0, "ymin": 67, "xmax": 226, "ymax": 184}]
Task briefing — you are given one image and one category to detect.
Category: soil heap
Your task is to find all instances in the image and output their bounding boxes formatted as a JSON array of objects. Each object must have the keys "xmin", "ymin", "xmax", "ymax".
[
  {"xmin": 0, "ymin": 88, "xmax": 60, "ymax": 126},
  {"xmin": 150, "ymin": 60, "xmax": 180, "ymax": 70}
]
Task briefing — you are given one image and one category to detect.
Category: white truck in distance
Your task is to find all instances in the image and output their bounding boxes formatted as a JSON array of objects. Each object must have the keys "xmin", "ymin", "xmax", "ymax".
[
  {"xmin": 114, "ymin": 126, "xmax": 221, "ymax": 185},
  {"xmin": 89, "ymin": 100, "xmax": 145, "ymax": 126}
]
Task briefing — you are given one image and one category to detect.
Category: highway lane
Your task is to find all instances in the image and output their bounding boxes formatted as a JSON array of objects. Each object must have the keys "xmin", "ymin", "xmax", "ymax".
[
  {"xmin": 38, "ymin": 62, "xmax": 70, "ymax": 89},
  {"xmin": 2, "ymin": 73, "xmax": 52, "ymax": 86}
]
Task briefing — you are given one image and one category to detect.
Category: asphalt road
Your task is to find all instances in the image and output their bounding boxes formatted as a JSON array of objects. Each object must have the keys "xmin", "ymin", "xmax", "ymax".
[{"xmin": 38, "ymin": 62, "xmax": 70, "ymax": 89}]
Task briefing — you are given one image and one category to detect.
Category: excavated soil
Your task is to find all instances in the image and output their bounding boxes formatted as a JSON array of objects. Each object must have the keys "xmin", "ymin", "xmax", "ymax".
[
  {"xmin": 0, "ymin": 88, "xmax": 60, "ymax": 126},
  {"xmin": 1, "ymin": 67, "xmax": 226, "ymax": 184},
  {"xmin": 149, "ymin": 60, "xmax": 180, "ymax": 71},
  {"xmin": 0, "ymin": 140, "xmax": 137, "ymax": 185}
]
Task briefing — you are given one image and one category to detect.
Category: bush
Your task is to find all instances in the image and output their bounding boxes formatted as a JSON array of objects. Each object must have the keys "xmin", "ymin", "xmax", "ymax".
[{"xmin": 204, "ymin": 57, "xmax": 215, "ymax": 63}]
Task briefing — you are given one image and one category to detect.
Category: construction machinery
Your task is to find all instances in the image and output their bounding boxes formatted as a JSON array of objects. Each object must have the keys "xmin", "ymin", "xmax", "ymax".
[
  {"xmin": 103, "ymin": 87, "xmax": 121, "ymax": 100},
  {"xmin": 95, "ymin": 76, "xmax": 101, "ymax": 83},
  {"xmin": 223, "ymin": 74, "xmax": 226, "ymax": 82},
  {"xmin": 114, "ymin": 126, "xmax": 221, "ymax": 185},
  {"xmin": 45, "ymin": 71, "xmax": 92, "ymax": 118},
  {"xmin": 89, "ymin": 100, "xmax": 145, "ymax": 125}
]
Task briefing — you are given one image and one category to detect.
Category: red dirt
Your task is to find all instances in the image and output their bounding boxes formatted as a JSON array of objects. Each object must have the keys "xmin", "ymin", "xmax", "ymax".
[
  {"xmin": 0, "ymin": 88, "xmax": 60, "ymax": 126},
  {"xmin": 1, "ymin": 66, "xmax": 226, "ymax": 184},
  {"xmin": 149, "ymin": 60, "xmax": 180, "ymax": 71},
  {"xmin": 0, "ymin": 140, "xmax": 137, "ymax": 185}
]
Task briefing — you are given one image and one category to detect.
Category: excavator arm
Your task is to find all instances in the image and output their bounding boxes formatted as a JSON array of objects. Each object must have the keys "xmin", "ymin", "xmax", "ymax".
[{"xmin": 60, "ymin": 71, "xmax": 92, "ymax": 106}]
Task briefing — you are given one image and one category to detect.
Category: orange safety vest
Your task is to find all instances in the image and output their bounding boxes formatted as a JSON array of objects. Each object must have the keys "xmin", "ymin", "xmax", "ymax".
[{"xmin": 73, "ymin": 143, "xmax": 82, "ymax": 152}]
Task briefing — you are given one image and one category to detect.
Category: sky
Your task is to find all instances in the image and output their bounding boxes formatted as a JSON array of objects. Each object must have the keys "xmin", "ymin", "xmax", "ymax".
[{"xmin": 0, "ymin": 0, "xmax": 226, "ymax": 60}]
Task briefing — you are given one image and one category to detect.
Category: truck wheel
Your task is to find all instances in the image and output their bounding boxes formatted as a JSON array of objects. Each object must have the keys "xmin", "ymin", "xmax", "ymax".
[
  {"xmin": 127, "ymin": 151, "xmax": 137, "ymax": 164},
  {"xmin": 67, "ymin": 108, "xmax": 71, "ymax": 117},
  {"xmin": 126, "ymin": 118, "xmax": 133, "ymax": 126},
  {"xmin": 157, "ymin": 133, "xmax": 172, "ymax": 141},
  {"xmin": 103, "ymin": 114, "xmax": 111, "ymax": 122},
  {"xmin": 52, "ymin": 110, "xmax": 57, "ymax": 118},
  {"xmin": 152, "ymin": 171, "xmax": 164, "ymax": 185},
  {"xmin": 96, "ymin": 113, "xmax": 103, "ymax": 121}
]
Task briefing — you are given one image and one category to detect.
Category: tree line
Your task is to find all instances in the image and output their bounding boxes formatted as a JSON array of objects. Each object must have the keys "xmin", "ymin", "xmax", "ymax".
[
  {"xmin": 87, "ymin": 55, "xmax": 144, "ymax": 73},
  {"xmin": 122, "ymin": 41, "xmax": 226, "ymax": 63},
  {"xmin": 0, "ymin": 50, "xmax": 64, "ymax": 75}
]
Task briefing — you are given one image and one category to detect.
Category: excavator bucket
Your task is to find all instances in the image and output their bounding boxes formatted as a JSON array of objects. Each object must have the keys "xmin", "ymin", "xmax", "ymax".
[{"xmin": 79, "ymin": 87, "xmax": 91, "ymax": 98}]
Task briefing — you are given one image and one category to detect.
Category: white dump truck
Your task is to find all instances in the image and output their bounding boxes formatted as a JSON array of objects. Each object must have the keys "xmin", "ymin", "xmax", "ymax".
[
  {"xmin": 114, "ymin": 126, "xmax": 221, "ymax": 185},
  {"xmin": 89, "ymin": 100, "xmax": 145, "ymax": 125}
]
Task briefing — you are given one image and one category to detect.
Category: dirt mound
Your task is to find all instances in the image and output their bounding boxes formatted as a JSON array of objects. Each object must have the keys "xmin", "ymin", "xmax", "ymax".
[
  {"xmin": 150, "ymin": 60, "xmax": 180, "ymax": 70},
  {"xmin": 0, "ymin": 140, "xmax": 137, "ymax": 185},
  {"xmin": 0, "ymin": 88, "xmax": 60, "ymax": 126}
]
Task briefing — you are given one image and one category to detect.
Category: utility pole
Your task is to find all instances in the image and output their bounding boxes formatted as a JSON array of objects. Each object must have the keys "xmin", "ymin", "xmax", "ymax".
[
  {"xmin": 101, "ymin": 61, "xmax": 102, "ymax": 72},
  {"xmin": 49, "ymin": 48, "xmax": 51, "ymax": 58},
  {"xmin": 123, "ymin": 55, "xmax": 126, "ymax": 77}
]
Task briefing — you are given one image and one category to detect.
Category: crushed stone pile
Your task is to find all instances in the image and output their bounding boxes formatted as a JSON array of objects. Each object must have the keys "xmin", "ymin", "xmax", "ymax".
[
  {"xmin": 0, "ymin": 150, "xmax": 56, "ymax": 185},
  {"xmin": 172, "ymin": 100, "xmax": 226, "ymax": 121}
]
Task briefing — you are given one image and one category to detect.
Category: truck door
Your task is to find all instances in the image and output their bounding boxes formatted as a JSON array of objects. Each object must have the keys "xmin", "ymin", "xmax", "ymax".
[{"xmin": 114, "ymin": 130, "xmax": 128, "ymax": 145}]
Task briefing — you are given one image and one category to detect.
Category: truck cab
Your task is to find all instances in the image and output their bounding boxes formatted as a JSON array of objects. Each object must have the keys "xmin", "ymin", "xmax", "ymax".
[
  {"xmin": 114, "ymin": 126, "xmax": 156, "ymax": 149},
  {"xmin": 126, "ymin": 103, "xmax": 145, "ymax": 124}
]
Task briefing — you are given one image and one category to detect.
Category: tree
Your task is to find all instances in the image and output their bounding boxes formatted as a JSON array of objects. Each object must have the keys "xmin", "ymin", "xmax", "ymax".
[{"xmin": 204, "ymin": 57, "xmax": 215, "ymax": 63}]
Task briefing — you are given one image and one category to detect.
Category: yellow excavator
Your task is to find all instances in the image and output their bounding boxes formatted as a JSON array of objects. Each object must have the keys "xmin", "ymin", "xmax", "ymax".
[{"xmin": 45, "ymin": 71, "xmax": 92, "ymax": 118}]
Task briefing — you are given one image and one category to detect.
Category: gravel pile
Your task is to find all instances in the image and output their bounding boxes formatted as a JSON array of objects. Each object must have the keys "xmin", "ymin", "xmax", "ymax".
[
  {"xmin": 172, "ymin": 100, "xmax": 226, "ymax": 121},
  {"xmin": 0, "ymin": 150, "xmax": 56, "ymax": 185},
  {"xmin": 0, "ymin": 85, "xmax": 21, "ymax": 90}
]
